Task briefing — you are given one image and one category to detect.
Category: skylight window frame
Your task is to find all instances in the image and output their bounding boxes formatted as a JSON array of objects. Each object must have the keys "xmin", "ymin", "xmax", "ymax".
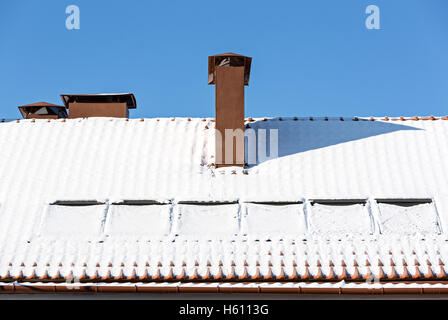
[
  {"xmin": 104, "ymin": 200, "xmax": 173, "ymax": 238},
  {"xmin": 375, "ymin": 198, "xmax": 433, "ymax": 206},
  {"xmin": 176, "ymin": 200, "xmax": 239, "ymax": 206},
  {"xmin": 240, "ymin": 202, "xmax": 307, "ymax": 239},
  {"xmin": 172, "ymin": 202, "xmax": 241, "ymax": 239},
  {"xmin": 309, "ymin": 199, "xmax": 368, "ymax": 206},
  {"xmin": 37, "ymin": 200, "xmax": 109, "ymax": 241},
  {"xmin": 50, "ymin": 200, "xmax": 105, "ymax": 206},
  {"xmin": 374, "ymin": 198, "xmax": 442, "ymax": 235},
  {"xmin": 111, "ymin": 200, "xmax": 171, "ymax": 206},
  {"xmin": 244, "ymin": 201, "xmax": 304, "ymax": 206},
  {"xmin": 306, "ymin": 198, "xmax": 374, "ymax": 237}
]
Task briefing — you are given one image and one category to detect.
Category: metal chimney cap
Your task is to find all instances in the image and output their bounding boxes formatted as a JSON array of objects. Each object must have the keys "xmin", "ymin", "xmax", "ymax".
[
  {"xmin": 60, "ymin": 93, "xmax": 137, "ymax": 109},
  {"xmin": 19, "ymin": 102, "xmax": 66, "ymax": 109},
  {"xmin": 208, "ymin": 53, "xmax": 252, "ymax": 86},
  {"xmin": 18, "ymin": 102, "xmax": 67, "ymax": 119}
]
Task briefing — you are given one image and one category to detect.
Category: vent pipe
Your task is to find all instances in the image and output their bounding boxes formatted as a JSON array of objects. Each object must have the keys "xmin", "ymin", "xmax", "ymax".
[{"xmin": 208, "ymin": 53, "xmax": 252, "ymax": 167}]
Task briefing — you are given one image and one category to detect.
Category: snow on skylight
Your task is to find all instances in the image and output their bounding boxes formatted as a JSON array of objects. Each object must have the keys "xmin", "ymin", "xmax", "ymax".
[
  {"xmin": 308, "ymin": 201, "xmax": 372, "ymax": 237},
  {"xmin": 104, "ymin": 204, "xmax": 171, "ymax": 238},
  {"xmin": 378, "ymin": 201, "xmax": 440, "ymax": 235},
  {"xmin": 241, "ymin": 203, "xmax": 306, "ymax": 239},
  {"xmin": 39, "ymin": 203, "xmax": 107, "ymax": 239},
  {"xmin": 172, "ymin": 203, "xmax": 239, "ymax": 239}
]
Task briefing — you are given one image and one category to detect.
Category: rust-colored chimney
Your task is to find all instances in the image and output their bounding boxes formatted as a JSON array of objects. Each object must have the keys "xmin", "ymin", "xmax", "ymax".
[
  {"xmin": 18, "ymin": 102, "xmax": 67, "ymax": 119},
  {"xmin": 60, "ymin": 93, "xmax": 137, "ymax": 118},
  {"xmin": 208, "ymin": 53, "xmax": 252, "ymax": 167}
]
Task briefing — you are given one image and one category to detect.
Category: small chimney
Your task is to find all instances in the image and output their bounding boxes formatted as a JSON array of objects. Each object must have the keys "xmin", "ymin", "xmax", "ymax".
[
  {"xmin": 60, "ymin": 93, "xmax": 137, "ymax": 118},
  {"xmin": 18, "ymin": 102, "xmax": 67, "ymax": 119},
  {"xmin": 208, "ymin": 53, "xmax": 252, "ymax": 167}
]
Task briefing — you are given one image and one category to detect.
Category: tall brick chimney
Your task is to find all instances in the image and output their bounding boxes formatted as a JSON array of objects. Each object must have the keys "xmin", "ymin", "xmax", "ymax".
[{"xmin": 208, "ymin": 53, "xmax": 252, "ymax": 167}]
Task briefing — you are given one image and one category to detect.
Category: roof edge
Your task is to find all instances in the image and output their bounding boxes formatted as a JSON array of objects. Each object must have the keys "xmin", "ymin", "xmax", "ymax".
[{"xmin": 3, "ymin": 281, "xmax": 448, "ymax": 294}]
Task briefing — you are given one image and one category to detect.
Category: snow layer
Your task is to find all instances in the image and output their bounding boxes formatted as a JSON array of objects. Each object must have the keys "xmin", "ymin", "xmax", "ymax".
[
  {"xmin": 104, "ymin": 205, "xmax": 171, "ymax": 238},
  {"xmin": 308, "ymin": 203, "xmax": 372, "ymax": 237},
  {"xmin": 39, "ymin": 204, "xmax": 107, "ymax": 239},
  {"xmin": 241, "ymin": 203, "xmax": 306, "ymax": 239},
  {"xmin": 378, "ymin": 202, "xmax": 440, "ymax": 236},
  {"xmin": 172, "ymin": 204, "xmax": 240, "ymax": 239},
  {"xmin": 0, "ymin": 117, "xmax": 448, "ymax": 281}
]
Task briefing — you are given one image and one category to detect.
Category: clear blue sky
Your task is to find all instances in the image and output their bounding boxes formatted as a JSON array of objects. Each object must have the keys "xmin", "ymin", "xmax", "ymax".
[{"xmin": 0, "ymin": 0, "xmax": 447, "ymax": 119}]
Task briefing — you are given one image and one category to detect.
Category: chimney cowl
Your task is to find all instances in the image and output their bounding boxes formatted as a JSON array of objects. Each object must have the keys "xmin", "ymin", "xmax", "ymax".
[
  {"xmin": 18, "ymin": 102, "xmax": 67, "ymax": 119},
  {"xmin": 208, "ymin": 53, "xmax": 252, "ymax": 86}
]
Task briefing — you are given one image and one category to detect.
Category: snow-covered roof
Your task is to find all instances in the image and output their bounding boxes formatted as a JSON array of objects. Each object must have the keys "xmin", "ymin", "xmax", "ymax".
[{"xmin": 1, "ymin": 116, "xmax": 448, "ymax": 289}]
